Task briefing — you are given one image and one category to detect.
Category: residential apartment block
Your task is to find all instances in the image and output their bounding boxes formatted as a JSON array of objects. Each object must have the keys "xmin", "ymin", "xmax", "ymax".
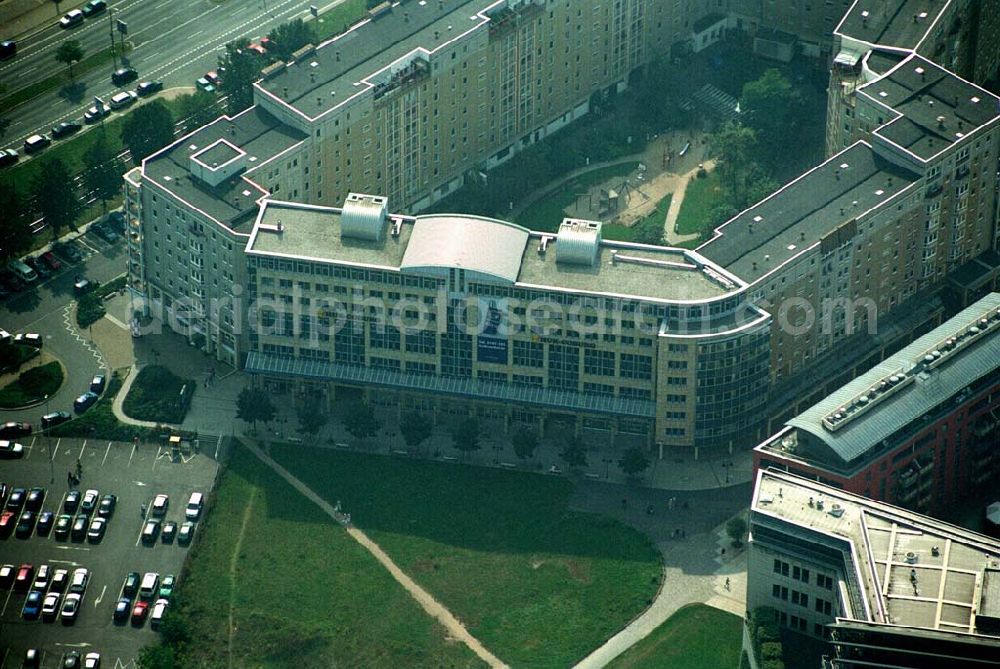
[
  {"xmin": 748, "ymin": 469, "xmax": 1000, "ymax": 665},
  {"xmin": 754, "ymin": 293, "xmax": 1000, "ymax": 517},
  {"xmin": 124, "ymin": 0, "xmax": 1000, "ymax": 454}
]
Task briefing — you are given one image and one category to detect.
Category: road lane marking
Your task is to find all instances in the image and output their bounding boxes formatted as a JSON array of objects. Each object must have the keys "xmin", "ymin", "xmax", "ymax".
[
  {"xmin": 102, "ymin": 441, "xmax": 112, "ymax": 467},
  {"xmin": 128, "ymin": 442, "xmax": 137, "ymax": 468},
  {"xmin": 94, "ymin": 585, "xmax": 107, "ymax": 607},
  {"xmin": 0, "ymin": 589, "xmax": 11, "ymax": 616},
  {"xmin": 49, "ymin": 559, "xmax": 82, "ymax": 566},
  {"xmin": 25, "ymin": 436, "xmax": 37, "ymax": 459},
  {"xmin": 57, "ymin": 491, "xmax": 68, "ymax": 515},
  {"xmin": 52, "ymin": 438, "xmax": 61, "ymax": 461},
  {"xmin": 54, "ymin": 545, "xmax": 92, "ymax": 552},
  {"xmin": 152, "ymin": 445, "xmax": 162, "ymax": 471},
  {"xmin": 79, "ymin": 439, "xmax": 88, "ymax": 461}
]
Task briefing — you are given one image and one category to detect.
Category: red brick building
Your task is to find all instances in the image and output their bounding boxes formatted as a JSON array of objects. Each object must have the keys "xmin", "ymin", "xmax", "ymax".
[{"xmin": 754, "ymin": 293, "xmax": 1000, "ymax": 517}]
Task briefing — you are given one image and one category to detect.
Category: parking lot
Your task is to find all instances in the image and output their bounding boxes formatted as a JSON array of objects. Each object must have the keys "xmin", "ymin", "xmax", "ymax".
[{"xmin": 0, "ymin": 435, "xmax": 220, "ymax": 668}]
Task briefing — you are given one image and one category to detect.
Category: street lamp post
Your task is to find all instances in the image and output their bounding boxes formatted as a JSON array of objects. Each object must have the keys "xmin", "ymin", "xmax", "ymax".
[{"xmin": 44, "ymin": 394, "xmax": 54, "ymax": 483}]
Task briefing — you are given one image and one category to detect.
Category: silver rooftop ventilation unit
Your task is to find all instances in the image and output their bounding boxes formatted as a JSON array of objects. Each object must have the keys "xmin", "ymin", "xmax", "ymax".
[
  {"xmin": 555, "ymin": 218, "xmax": 602, "ymax": 266},
  {"xmin": 341, "ymin": 193, "xmax": 388, "ymax": 242}
]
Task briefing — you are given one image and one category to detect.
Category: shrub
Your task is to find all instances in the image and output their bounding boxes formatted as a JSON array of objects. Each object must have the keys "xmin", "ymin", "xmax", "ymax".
[
  {"xmin": 761, "ymin": 641, "xmax": 783, "ymax": 660},
  {"xmin": 122, "ymin": 365, "xmax": 194, "ymax": 424},
  {"xmin": 762, "ymin": 660, "xmax": 785, "ymax": 669}
]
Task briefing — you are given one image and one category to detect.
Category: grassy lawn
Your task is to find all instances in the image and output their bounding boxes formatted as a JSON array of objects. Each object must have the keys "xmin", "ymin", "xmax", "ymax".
[
  {"xmin": 0, "ymin": 47, "xmax": 119, "ymax": 112},
  {"xmin": 269, "ymin": 444, "xmax": 663, "ymax": 667},
  {"xmin": 514, "ymin": 162, "xmax": 639, "ymax": 232},
  {"xmin": 674, "ymin": 171, "xmax": 725, "ymax": 237},
  {"xmin": 121, "ymin": 364, "xmax": 194, "ymax": 423},
  {"xmin": 602, "ymin": 192, "xmax": 673, "ymax": 245},
  {"xmin": 50, "ymin": 369, "xmax": 157, "ymax": 441},
  {"xmin": 0, "ymin": 361, "xmax": 63, "ymax": 408},
  {"xmin": 0, "ymin": 343, "xmax": 39, "ymax": 374},
  {"xmin": 152, "ymin": 443, "xmax": 484, "ymax": 668},
  {"xmin": 607, "ymin": 604, "xmax": 743, "ymax": 669},
  {"xmin": 311, "ymin": 0, "xmax": 369, "ymax": 43}
]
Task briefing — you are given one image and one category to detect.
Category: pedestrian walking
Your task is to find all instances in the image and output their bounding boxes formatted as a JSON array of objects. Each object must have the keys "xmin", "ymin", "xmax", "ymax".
[
  {"xmin": 75, "ymin": 458, "xmax": 82, "ymax": 478},
  {"xmin": 140, "ymin": 503, "xmax": 147, "ymax": 517},
  {"xmin": 725, "ymin": 577, "xmax": 731, "ymax": 591},
  {"xmin": 67, "ymin": 471, "xmax": 72, "ymax": 486}
]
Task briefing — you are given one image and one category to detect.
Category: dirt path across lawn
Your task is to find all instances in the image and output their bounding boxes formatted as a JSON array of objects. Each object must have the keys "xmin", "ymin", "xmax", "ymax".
[
  {"xmin": 227, "ymin": 486, "xmax": 257, "ymax": 669},
  {"xmin": 243, "ymin": 440, "xmax": 509, "ymax": 669}
]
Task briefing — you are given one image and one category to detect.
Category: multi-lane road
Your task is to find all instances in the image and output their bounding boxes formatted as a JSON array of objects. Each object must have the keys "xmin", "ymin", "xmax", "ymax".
[{"xmin": 1, "ymin": 0, "xmax": 325, "ymax": 150}]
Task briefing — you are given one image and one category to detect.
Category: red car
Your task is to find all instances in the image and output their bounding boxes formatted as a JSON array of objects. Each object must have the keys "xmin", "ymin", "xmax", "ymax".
[
  {"xmin": 247, "ymin": 41, "xmax": 266, "ymax": 56},
  {"xmin": 14, "ymin": 563, "xmax": 34, "ymax": 591},
  {"xmin": 0, "ymin": 510, "xmax": 15, "ymax": 537},
  {"xmin": 0, "ymin": 422, "xmax": 31, "ymax": 438},
  {"xmin": 131, "ymin": 600, "xmax": 149, "ymax": 624},
  {"xmin": 40, "ymin": 251, "xmax": 62, "ymax": 270}
]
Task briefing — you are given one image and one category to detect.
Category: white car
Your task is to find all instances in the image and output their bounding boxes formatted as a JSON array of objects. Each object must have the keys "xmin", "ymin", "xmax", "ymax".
[
  {"xmin": 109, "ymin": 90, "xmax": 137, "ymax": 110},
  {"xmin": 83, "ymin": 103, "xmax": 110, "ymax": 124},
  {"xmin": 41, "ymin": 592, "xmax": 60, "ymax": 620},
  {"xmin": 59, "ymin": 9, "xmax": 84, "ymax": 28},
  {"xmin": 152, "ymin": 494, "xmax": 169, "ymax": 516},
  {"xmin": 69, "ymin": 567, "xmax": 89, "ymax": 594},
  {"xmin": 84, "ymin": 652, "xmax": 101, "ymax": 669},
  {"xmin": 61, "ymin": 592, "xmax": 82, "ymax": 623},
  {"xmin": 150, "ymin": 598, "xmax": 168, "ymax": 628},
  {"xmin": 0, "ymin": 440, "xmax": 24, "ymax": 458}
]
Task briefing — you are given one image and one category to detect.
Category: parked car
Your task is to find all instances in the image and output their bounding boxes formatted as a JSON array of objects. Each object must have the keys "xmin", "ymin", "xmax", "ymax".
[
  {"xmin": 178, "ymin": 521, "xmax": 195, "ymax": 546},
  {"xmin": 26, "ymin": 486, "xmax": 45, "ymax": 511},
  {"xmin": 69, "ymin": 567, "xmax": 89, "ymax": 594},
  {"xmin": 61, "ymin": 592, "xmax": 82, "ymax": 623},
  {"xmin": 86, "ymin": 517, "xmax": 106, "ymax": 542},
  {"xmin": 161, "ymin": 520, "xmax": 177, "ymax": 543},
  {"xmin": 74, "ymin": 391, "xmax": 99, "ymax": 413},
  {"xmin": 136, "ymin": 81, "xmax": 164, "ymax": 97},
  {"xmin": 70, "ymin": 515, "xmax": 87, "ymax": 541},
  {"xmin": 0, "ymin": 510, "xmax": 15, "ymax": 537},
  {"xmin": 80, "ymin": 489, "xmax": 99, "ymax": 514},
  {"xmin": 50, "ymin": 568, "xmax": 69, "ymax": 592},
  {"xmin": 83, "ymin": 103, "xmax": 110, "ymax": 124},
  {"xmin": 141, "ymin": 519, "xmax": 160, "ymax": 544},
  {"xmin": 196, "ymin": 70, "xmax": 221, "ymax": 92},
  {"xmin": 55, "ymin": 242, "xmax": 83, "ymax": 263},
  {"xmin": 59, "ymin": 9, "xmax": 84, "ymax": 28},
  {"xmin": 32, "ymin": 564, "xmax": 50, "ymax": 591},
  {"xmin": 23, "ymin": 649, "xmax": 41, "ymax": 668},
  {"xmin": 111, "ymin": 67, "xmax": 138, "ymax": 86},
  {"xmin": 90, "ymin": 375, "xmax": 106, "ymax": 394},
  {"xmin": 64, "ymin": 490, "xmax": 81, "ymax": 513},
  {"xmin": 81, "ymin": 0, "xmax": 106, "ymax": 17},
  {"xmin": 42, "ymin": 411, "xmax": 71, "ymax": 430},
  {"xmin": 15, "ymin": 511, "xmax": 36, "ymax": 538},
  {"xmin": 15, "ymin": 333, "xmax": 42, "ymax": 348},
  {"xmin": 150, "ymin": 598, "xmax": 168, "ymax": 628},
  {"xmin": 84, "ymin": 652, "xmax": 101, "ymax": 669},
  {"xmin": 106, "ymin": 210, "xmax": 126, "ymax": 232},
  {"xmin": 185, "ymin": 492, "xmax": 204, "ymax": 520},
  {"xmin": 0, "ymin": 149, "xmax": 18, "ymax": 168},
  {"xmin": 22, "ymin": 590, "xmax": 42, "ymax": 619},
  {"xmin": 0, "ymin": 421, "xmax": 31, "ymax": 438},
  {"xmin": 51, "ymin": 120, "xmax": 82, "ymax": 139},
  {"xmin": 0, "ymin": 440, "xmax": 24, "ymax": 458},
  {"xmin": 62, "ymin": 651, "xmax": 81, "ymax": 669},
  {"xmin": 41, "ymin": 251, "xmax": 62, "ymax": 270},
  {"xmin": 152, "ymin": 494, "xmax": 169, "ymax": 516},
  {"xmin": 131, "ymin": 599, "xmax": 149, "ymax": 624},
  {"xmin": 36, "ymin": 510, "xmax": 54, "ymax": 536},
  {"xmin": 0, "ymin": 563, "xmax": 13, "ymax": 587},
  {"xmin": 6, "ymin": 486, "xmax": 25, "ymax": 510},
  {"xmin": 14, "ymin": 563, "xmax": 34, "ymax": 590},
  {"xmin": 23, "ymin": 134, "xmax": 51, "ymax": 154},
  {"xmin": 92, "ymin": 222, "xmax": 120, "ymax": 243},
  {"xmin": 122, "ymin": 572, "xmax": 140, "ymax": 597},
  {"xmin": 73, "ymin": 277, "xmax": 92, "ymax": 294},
  {"xmin": 113, "ymin": 597, "xmax": 131, "ymax": 622},
  {"xmin": 53, "ymin": 514, "xmax": 72, "ymax": 540},
  {"xmin": 0, "ymin": 39, "xmax": 15, "ymax": 60},
  {"xmin": 158, "ymin": 574, "xmax": 175, "ymax": 599},
  {"xmin": 109, "ymin": 90, "xmax": 137, "ymax": 110},
  {"xmin": 25, "ymin": 256, "xmax": 49, "ymax": 278},
  {"xmin": 42, "ymin": 591, "xmax": 61, "ymax": 620},
  {"xmin": 97, "ymin": 493, "xmax": 116, "ymax": 517}
]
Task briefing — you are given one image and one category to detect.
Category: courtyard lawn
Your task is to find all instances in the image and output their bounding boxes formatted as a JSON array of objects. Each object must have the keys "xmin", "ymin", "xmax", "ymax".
[
  {"xmin": 674, "ymin": 171, "xmax": 725, "ymax": 237},
  {"xmin": 121, "ymin": 364, "xmax": 194, "ymax": 423},
  {"xmin": 0, "ymin": 361, "xmax": 63, "ymax": 408},
  {"xmin": 514, "ymin": 162, "xmax": 640, "ymax": 232},
  {"xmin": 269, "ymin": 443, "xmax": 663, "ymax": 667},
  {"xmin": 607, "ymin": 604, "xmax": 743, "ymax": 669},
  {"xmin": 153, "ymin": 443, "xmax": 483, "ymax": 668}
]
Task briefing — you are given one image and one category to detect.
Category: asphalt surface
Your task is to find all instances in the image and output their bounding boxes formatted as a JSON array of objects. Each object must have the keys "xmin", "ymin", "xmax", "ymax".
[
  {"xmin": 0, "ymin": 227, "xmax": 126, "ymax": 425},
  {"xmin": 0, "ymin": 435, "xmax": 220, "ymax": 668},
  {"xmin": 1, "ymin": 0, "xmax": 328, "ymax": 153}
]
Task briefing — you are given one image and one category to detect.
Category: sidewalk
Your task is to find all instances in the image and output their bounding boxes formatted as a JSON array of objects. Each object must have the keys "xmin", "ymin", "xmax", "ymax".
[{"xmin": 1, "ymin": 0, "xmax": 61, "ymax": 41}]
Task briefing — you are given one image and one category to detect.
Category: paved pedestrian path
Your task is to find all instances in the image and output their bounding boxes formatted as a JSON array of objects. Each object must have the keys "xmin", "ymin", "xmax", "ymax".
[{"xmin": 242, "ymin": 440, "xmax": 510, "ymax": 669}]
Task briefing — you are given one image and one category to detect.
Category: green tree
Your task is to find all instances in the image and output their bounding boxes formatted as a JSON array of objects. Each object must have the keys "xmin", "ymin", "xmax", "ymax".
[
  {"xmin": 511, "ymin": 428, "xmax": 538, "ymax": 461},
  {"xmin": 296, "ymin": 394, "xmax": 328, "ymax": 435},
  {"xmin": 727, "ymin": 514, "xmax": 747, "ymax": 547},
  {"xmin": 121, "ymin": 100, "xmax": 175, "ymax": 162},
  {"xmin": 343, "ymin": 401, "xmax": 378, "ymax": 441},
  {"xmin": 452, "ymin": 417, "xmax": 480, "ymax": 455},
  {"xmin": 709, "ymin": 121, "xmax": 757, "ymax": 207},
  {"xmin": 0, "ymin": 183, "xmax": 33, "ymax": 262},
  {"xmin": 266, "ymin": 19, "xmax": 312, "ymax": 62},
  {"xmin": 219, "ymin": 40, "xmax": 264, "ymax": 114},
  {"xmin": 559, "ymin": 436, "xmax": 587, "ymax": 469},
  {"xmin": 82, "ymin": 131, "xmax": 120, "ymax": 213},
  {"xmin": 55, "ymin": 40, "xmax": 84, "ymax": 80},
  {"xmin": 741, "ymin": 69, "xmax": 800, "ymax": 164},
  {"xmin": 176, "ymin": 91, "xmax": 219, "ymax": 132},
  {"xmin": 235, "ymin": 387, "xmax": 276, "ymax": 432},
  {"xmin": 32, "ymin": 158, "xmax": 81, "ymax": 238},
  {"xmin": 618, "ymin": 446, "xmax": 650, "ymax": 478},
  {"xmin": 400, "ymin": 411, "xmax": 433, "ymax": 451}
]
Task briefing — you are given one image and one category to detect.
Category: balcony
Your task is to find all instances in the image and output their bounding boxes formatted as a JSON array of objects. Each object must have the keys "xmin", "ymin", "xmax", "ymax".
[{"xmin": 190, "ymin": 257, "xmax": 204, "ymax": 269}]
